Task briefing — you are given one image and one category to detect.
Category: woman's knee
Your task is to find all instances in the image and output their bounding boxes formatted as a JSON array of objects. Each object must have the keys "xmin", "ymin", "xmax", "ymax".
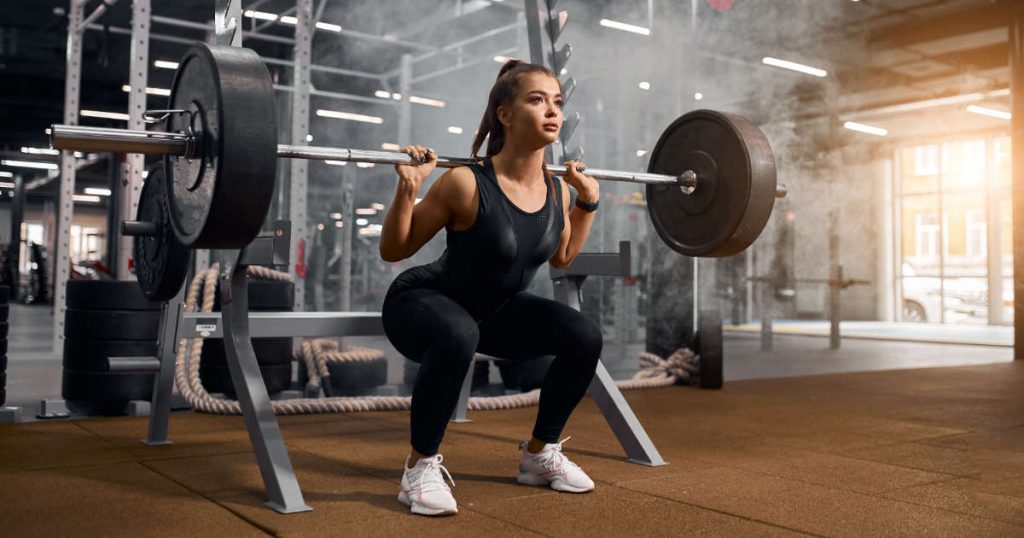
[{"xmin": 570, "ymin": 318, "xmax": 603, "ymax": 360}]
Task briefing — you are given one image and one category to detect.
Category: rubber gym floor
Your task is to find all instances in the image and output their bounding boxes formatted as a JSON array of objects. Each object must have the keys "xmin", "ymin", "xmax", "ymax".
[{"xmin": 2, "ymin": 350, "xmax": 1023, "ymax": 535}]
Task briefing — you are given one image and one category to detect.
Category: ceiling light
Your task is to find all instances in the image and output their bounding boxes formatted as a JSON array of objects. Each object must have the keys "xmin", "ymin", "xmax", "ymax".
[
  {"xmin": 494, "ymin": 55, "xmax": 512, "ymax": 63},
  {"xmin": 356, "ymin": 162, "xmax": 375, "ymax": 168},
  {"xmin": 392, "ymin": 93, "xmax": 402, "ymax": 100},
  {"xmin": 356, "ymin": 218, "xmax": 369, "ymax": 226},
  {"xmin": 409, "ymin": 95, "xmax": 445, "ymax": 107},
  {"xmin": 279, "ymin": 15, "xmax": 298, "ymax": 25},
  {"xmin": 316, "ymin": 223, "xmax": 325, "ymax": 231},
  {"xmin": 0, "ymin": 181, "xmax": 13, "ymax": 188},
  {"xmin": 316, "ymin": 21, "xmax": 342, "ymax": 32},
  {"xmin": 599, "ymin": 19, "xmax": 651, "ymax": 36},
  {"xmin": 371, "ymin": 202, "xmax": 385, "ymax": 210},
  {"xmin": 243, "ymin": 10, "xmax": 278, "ymax": 21},
  {"xmin": 122, "ymin": 85, "xmax": 171, "ymax": 96},
  {"xmin": 374, "ymin": 90, "xmax": 392, "ymax": 99},
  {"xmin": 448, "ymin": 126, "xmax": 464, "ymax": 134},
  {"xmin": 843, "ymin": 121, "xmax": 887, "ymax": 136},
  {"xmin": 381, "ymin": 143, "xmax": 401, "ymax": 151},
  {"xmin": 694, "ymin": 92, "xmax": 704, "ymax": 100},
  {"xmin": 334, "ymin": 221, "xmax": 343, "ymax": 227},
  {"xmin": 560, "ymin": 67, "xmax": 568, "ymax": 75},
  {"xmin": 636, "ymin": 150, "xmax": 648, "ymax": 157},
  {"xmin": 84, "ymin": 187, "xmax": 112, "ymax": 196},
  {"xmin": 73, "ymin": 194, "xmax": 102, "ymax": 203},
  {"xmin": 638, "ymin": 81, "xmax": 650, "ymax": 90},
  {"xmin": 154, "ymin": 60, "xmax": 179, "ymax": 70},
  {"xmin": 306, "ymin": 134, "xmax": 313, "ymax": 142},
  {"xmin": 325, "ymin": 160, "xmax": 348, "ymax": 166},
  {"xmin": 316, "ymin": 109, "xmax": 383, "ymax": 124},
  {"xmin": 330, "ymin": 212, "xmax": 343, "ymax": 219},
  {"xmin": 81, "ymin": 110, "xmax": 131, "ymax": 121},
  {"xmin": 1, "ymin": 160, "xmax": 58, "ymax": 170},
  {"xmin": 966, "ymin": 105, "xmax": 1011, "ymax": 120},
  {"xmin": 355, "ymin": 208, "xmax": 377, "ymax": 215},
  {"xmin": 0, "ymin": 172, "xmax": 12, "ymax": 178},
  {"xmin": 21, "ymin": 147, "xmax": 59, "ymax": 155},
  {"xmin": 762, "ymin": 56, "xmax": 827, "ymax": 77}
]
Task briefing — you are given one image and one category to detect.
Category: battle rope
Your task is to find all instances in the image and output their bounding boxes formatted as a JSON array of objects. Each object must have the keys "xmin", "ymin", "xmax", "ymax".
[{"xmin": 174, "ymin": 265, "xmax": 699, "ymax": 415}]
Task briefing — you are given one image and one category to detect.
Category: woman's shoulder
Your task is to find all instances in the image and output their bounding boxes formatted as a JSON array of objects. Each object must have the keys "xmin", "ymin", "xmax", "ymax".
[{"xmin": 436, "ymin": 165, "xmax": 479, "ymax": 204}]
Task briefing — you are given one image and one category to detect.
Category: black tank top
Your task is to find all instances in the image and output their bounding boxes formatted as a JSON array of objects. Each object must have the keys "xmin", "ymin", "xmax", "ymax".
[{"xmin": 387, "ymin": 157, "xmax": 565, "ymax": 321}]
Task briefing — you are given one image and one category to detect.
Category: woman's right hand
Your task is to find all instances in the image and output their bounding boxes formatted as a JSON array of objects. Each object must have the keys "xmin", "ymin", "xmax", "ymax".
[{"xmin": 394, "ymin": 145, "xmax": 438, "ymax": 196}]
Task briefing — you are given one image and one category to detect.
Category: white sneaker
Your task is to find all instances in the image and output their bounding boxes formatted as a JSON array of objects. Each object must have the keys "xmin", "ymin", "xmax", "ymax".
[
  {"xmin": 397, "ymin": 454, "xmax": 458, "ymax": 516},
  {"xmin": 517, "ymin": 436, "xmax": 595, "ymax": 493}
]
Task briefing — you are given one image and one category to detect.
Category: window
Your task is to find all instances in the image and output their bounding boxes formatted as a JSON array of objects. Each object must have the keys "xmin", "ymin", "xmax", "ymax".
[
  {"xmin": 915, "ymin": 213, "xmax": 939, "ymax": 258},
  {"xmin": 965, "ymin": 210, "xmax": 986, "ymax": 258},
  {"xmin": 913, "ymin": 145, "xmax": 938, "ymax": 176}
]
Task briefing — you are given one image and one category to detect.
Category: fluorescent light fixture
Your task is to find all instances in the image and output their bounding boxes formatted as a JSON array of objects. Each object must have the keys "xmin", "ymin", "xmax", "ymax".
[
  {"xmin": 316, "ymin": 21, "xmax": 342, "ymax": 32},
  {"xmin": 0, "ymin": 181, "xmax": 13, "ymax": 188},
  {"xmin": 356, "ymin": 162, "xmax": 375, "ymax": 168},
  {"xmin": 81, "ymin": 110, "xmax": 131, "ymax": 121},
  {"xmin": 154, "ymin": 60, "xmax": 179, "ymax": 70},
  {"xmin": 122, "ymin": 84, "xmax": 171, "ymax": 96},
  {"xmin": 84, "ymin": 187, "xmax": 112, "ymax": 196},
  {"xmin": 356, "ymin": 218, "xmax": 369, "ymax": 226},
  {"xmin": 374, "ymin": 90, "xmax": 392, "ymax": 99},
  {"xmin": 392, "ymin": 93, "xmax": 402, "ymax": 100},
  {"xmin": 73, "ymin": 194, "xmax": 102, "ymax": 203},
  {"xmin": 966, "ymin": 105, "xmax": 1011, "ymax": 120},
  {"xmin": 0, "ymin": 172, "xmax": 13, "ymax": 178},
  {"xmin": 409, "ymin": 95, "xmax": 445, "ymax": 107},
  {"xmin": 371, "ymin": 202, "xmax": 385, "ymax": 210},
  {"xmin": 1, "ymin": 160, "xmax": 58, "ymax": 170},
  {"xmin": 381, "ymin": 143, "xmax": 401, "ymax": 151},
  {"xmin": 244, "ymin": 10, "xmax": 278, "ymax": 21},
  {"xmin": 638, "ymin": 81, "xmax": 651, "ymax": 90},
  {"xmin": 448, "ymin": 126, "xmax": 464, "ymax": 134},
  {"xmin": 599, "ymin": 18, "xmax": 651, "ymax": 36},
  {"xmin": 636, "ymin": 150, "xmax": 648, "ymax": 157},
  {"xmin": 316, "ymin": 109, "xmax": 383, "ymax": 124},
  {"xmin": 317, "ymin": 223, "xmax": 325, "ymax": 231},
  {"xmin": 305, "ymin": 134, "xmax": 314, "ymax": 142},
  {"xmin": 45, "ymin": 128, "xmax": 52, "ymax": 135},
  {"xmin": 494, "ymin": 55, "xmax": 512, "ymax": 63},
  {"xmin": 694, "ymin": 92, "xmax": 704, "ymax": 100},
  {"xmin": 21, "ymin": 147, "xmax": 59, "ymax": 155},
  {"xmin": 843, "ymin": 121, "xmax": 887, "ymax": 136},
  {"xmin": 762, "ymin": 56, "xmax": 827, "ymax": 77},
  {"xmin": 330, "ymin": 212, "xmax": 343, "ymax": 219},
  {"xmin": 355, "ymin": 208, "xmax": 377, "ymax": 215},
  {"xmin": 279, "ymin": 15, "xmax": 298, "ymax": 25},
  {"xmin": 325, "ymin": 160, "xmax": 348, "ymax": 166},
  {"xmin": 334, "ymin": 221, "xmax": 344, "ymax": 227}
]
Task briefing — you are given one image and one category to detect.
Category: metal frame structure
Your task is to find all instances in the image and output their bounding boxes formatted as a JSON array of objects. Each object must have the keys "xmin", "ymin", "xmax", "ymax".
[{"xmin": 288, "ymin": 0, "xmax": 313, "ymax": 310}]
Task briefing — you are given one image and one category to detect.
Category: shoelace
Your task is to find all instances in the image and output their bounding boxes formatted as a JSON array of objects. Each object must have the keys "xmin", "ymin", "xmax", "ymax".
[
  {"xmin": 529, "ymin": 436, "xmax": 582, "ymax": 472},
  {"xmin": 412, "ymin": 455, "xmax": 456, "ymax": 492}
]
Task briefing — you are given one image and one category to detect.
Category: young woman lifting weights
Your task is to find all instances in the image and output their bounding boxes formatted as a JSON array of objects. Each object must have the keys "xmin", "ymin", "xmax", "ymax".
[{"xmin": 378, "ymin": 59, "xmax": 602, "ymax": 516}]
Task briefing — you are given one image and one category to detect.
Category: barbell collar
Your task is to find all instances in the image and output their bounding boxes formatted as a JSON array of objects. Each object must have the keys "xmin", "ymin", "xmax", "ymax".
[
  {"xmin": 121, "ymin": 220, "xmax": 158, "ymax": 237},
  {"xmin": 50, "ymin": 125, "xmax": 190, "ymax": 156}
]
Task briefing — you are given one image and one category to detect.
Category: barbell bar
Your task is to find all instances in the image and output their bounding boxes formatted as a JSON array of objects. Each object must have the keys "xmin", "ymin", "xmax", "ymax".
[{"xmin": 51, "ymin": 124, "xmax": 787, "ymax": 198}]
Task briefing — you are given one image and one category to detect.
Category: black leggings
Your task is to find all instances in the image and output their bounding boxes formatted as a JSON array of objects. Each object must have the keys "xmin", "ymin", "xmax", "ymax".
[{"xmin": 382, "ymin": 288, "xmax": 603, "ymax": 456}]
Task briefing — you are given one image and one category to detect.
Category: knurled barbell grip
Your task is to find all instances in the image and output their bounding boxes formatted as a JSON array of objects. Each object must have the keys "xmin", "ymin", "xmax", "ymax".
[{"xmin": 122, "ymin": 220, "xmax": 158, "ymax": 237}]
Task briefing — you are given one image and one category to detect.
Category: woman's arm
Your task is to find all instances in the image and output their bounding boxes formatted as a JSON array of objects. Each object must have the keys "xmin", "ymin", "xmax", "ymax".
[{"xmin": 550, "ymin": 163, "xmax": 600, "ymax": 268}]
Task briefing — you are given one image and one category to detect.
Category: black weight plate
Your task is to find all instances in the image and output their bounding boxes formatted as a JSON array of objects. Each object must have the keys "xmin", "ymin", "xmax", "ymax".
[
  {"xmin": 646, "ymin": 110, "xmax": 777, "ymax": 257},
  {"xmin": 66, "ymin": 280, "xmax": 161, "ymax": 311},
  {"xmin": 0, "ymin": 388, "xmax": 5, "ymax": 407},
  {"xmin": 0, "ymin": 285, "xmax": 8, "ymax": 303},
  {"xmin": 1, "ymin": 355, "xmax": 6, "ymax": 372},
  {"xmin": 64, "ymin": 309, "xmax": 160, "ymax": 341},
  {"xmin": 199, "ymin": 362, "xmax": 292, "ymax": 395},
  {"xmin": 62, "ymin": 338, "xmax": 160, "ymax": 372},
  {"xmin": 166, "ymin": 44, "xmax": 278, "ymax": 248},
  {"xmin": 0, "ymin": 322, "xmax": 6, "ymax": 339},
  {"xmin": 325, "ymin": 358, "xmax": 388, "ymax": 390},
  {"xmin": 0, "ymin": 305, "xmax": 8, "ymax": 321},
  {"xmin": 200, "ymin": 337, "xmax": 294, "ymax": 366},
  {"xmin": 696, "ymin": 310, "xmax": 723, "ymax": 389},
  {"xmin": 0, "ymin": 339, "xmax": 6, "ymax": 357},
  {"xmin": 134, "ymin": 166, "xmax": 190, "ymax": 301},
  {"xmin": 212, "ymin": 279, "xmax": 295, "ymax": 311},
  {"xmin": 61, "ymin": 369, "xmax": 154, "ymax": 402}
]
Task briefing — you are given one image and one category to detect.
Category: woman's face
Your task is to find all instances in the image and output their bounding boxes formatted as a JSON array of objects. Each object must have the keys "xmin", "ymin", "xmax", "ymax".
[{"xmin": 498, "ymin": 72, "xmax": 563, "ymax": 149}]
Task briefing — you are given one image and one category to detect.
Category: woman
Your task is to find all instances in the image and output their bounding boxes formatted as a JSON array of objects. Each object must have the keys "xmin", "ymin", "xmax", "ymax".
[{"xmin": 379, "ymin": 59, "xmax": 602, "ymax": 517}]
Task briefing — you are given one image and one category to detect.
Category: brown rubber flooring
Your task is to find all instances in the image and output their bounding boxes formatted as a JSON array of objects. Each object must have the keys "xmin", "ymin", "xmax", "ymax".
[{"xmin": 2, "ymin": 362, "xmax": 1023, "ymax": 537}]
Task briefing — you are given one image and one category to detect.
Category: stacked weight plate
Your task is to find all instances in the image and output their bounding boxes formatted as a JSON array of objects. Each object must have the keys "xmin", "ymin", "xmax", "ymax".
[
  {"xmin": 200, "ymin": 279, "xmax": 295, "ymax": 395},
  {"xmin": 0, "ymin": 285, "xmax": 9, "ymax": 406},
  {"xmin": 62, "ymin": 281, "xmax": 161, "ymax": 409}
]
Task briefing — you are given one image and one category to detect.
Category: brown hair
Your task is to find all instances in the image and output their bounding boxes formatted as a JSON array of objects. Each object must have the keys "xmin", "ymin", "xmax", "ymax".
[{"xmin": 470, "ymin": 59, "xmax": 559, "ymax": 159}]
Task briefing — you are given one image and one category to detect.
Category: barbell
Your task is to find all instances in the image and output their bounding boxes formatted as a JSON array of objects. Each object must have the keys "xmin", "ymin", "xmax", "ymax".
[{"xmin": 50, "ymin": 43, "xmax": 785, "ymax": 300}]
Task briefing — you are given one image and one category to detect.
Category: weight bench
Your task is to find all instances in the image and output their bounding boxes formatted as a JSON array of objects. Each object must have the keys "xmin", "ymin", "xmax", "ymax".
[{"xmin": 119, "ymin": 225, "xmax": 665, "ymax": 514}]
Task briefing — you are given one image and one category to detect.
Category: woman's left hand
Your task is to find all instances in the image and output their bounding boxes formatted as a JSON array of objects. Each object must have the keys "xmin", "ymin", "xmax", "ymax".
[{"xmin": 562, "ymin": 160, "xmax": 599, "ymax": 203}]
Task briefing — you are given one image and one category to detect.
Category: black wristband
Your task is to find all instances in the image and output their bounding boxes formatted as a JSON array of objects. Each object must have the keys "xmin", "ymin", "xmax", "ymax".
[{"xmin": 575, "ymin": 197, "xmax": 599, "ymax": 212}]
